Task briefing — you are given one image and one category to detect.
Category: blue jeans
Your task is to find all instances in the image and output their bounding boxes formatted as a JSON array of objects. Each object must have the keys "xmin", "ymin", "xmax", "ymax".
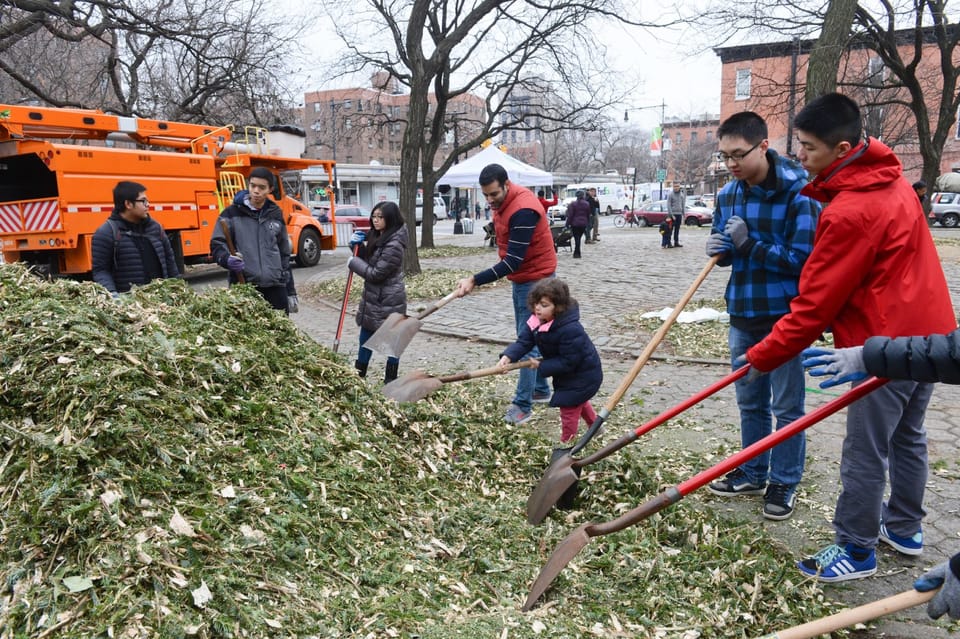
[
  {"xmin": 729, "ymin": 325, "xmax": 806, "ymax": 486},
  {"xmin": 512, "ymin": 278, "xmax": 552, "ymax": 412},
  {"xmin": 358, "ymin": 326, "xmax": 399, "ymax": 368}
]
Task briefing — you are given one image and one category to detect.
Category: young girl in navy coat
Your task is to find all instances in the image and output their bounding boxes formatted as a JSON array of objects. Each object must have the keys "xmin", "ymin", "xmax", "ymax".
[{"xmin": 498, "ymin": 279, "xmax": 603, "ymax": 443}]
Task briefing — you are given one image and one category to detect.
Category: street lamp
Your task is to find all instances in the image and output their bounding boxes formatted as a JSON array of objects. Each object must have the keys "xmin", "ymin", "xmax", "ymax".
[
  {"xmin": 624, "ymin": 101, "xmax": 667, "ymax": 200},
  {"xmin": 447, "ymin": 111, "xmax": 467, "ymax": 235}
]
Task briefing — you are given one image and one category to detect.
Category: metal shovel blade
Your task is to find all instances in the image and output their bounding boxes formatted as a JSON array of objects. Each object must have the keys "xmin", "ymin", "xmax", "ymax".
[
  {"xmin": 521, "ymin": 524, "xmax": 591, "ymax": 612},
  {"xmin": 382, "ymin": 370, "xmax": 443, "ymax": 402},
  {"xmin": 362, "ymin": 313, "xmax": 422, "ymax": 359},
  {"xmin": 526, "ymin": 451, "xmax": 579, "ymax": 524}
]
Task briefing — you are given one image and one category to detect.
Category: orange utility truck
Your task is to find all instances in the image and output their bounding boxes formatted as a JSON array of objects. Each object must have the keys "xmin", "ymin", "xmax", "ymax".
[{"xmin": 0, "ymin": 104, "xmax": 338, "ymax": 276}]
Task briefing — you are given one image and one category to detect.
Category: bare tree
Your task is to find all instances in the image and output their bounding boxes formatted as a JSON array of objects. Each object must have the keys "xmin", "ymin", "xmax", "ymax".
[
  {"xmin": 323, "ymin": 0, "xmax": 671, "ymax": 273},
  {"xmin": 0, "ymin": 0, "xmax": 303, "ymax": 125},
  {"xmin": 699, "ymin": 0, "xmax": 960, "ymax": 209}
]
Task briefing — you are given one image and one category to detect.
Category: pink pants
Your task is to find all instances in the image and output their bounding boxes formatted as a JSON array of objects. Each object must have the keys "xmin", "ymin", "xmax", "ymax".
[{"xmin": 559, "ymin": 401, "xmax": 598, "ymax": 443}]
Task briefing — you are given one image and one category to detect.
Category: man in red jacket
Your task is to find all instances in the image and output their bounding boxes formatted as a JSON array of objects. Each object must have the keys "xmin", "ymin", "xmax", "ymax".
[
  {"xmin": 456, "ymin": 163, "xmax": 557, "ymax": 425},
  {"xmin": 743, "ymin": 93, "xmax": 956, "ymax": 582}
]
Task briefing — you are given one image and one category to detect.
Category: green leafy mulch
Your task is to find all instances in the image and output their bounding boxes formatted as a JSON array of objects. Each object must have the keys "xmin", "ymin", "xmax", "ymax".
[{"xmin": 0, "ymin": 264, "xmax": 845, "ymax": 638}]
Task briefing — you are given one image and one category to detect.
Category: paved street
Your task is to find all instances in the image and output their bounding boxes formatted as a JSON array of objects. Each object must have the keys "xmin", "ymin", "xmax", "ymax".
[{"xmin": 290, "ymin": 215, "xmax": 960, "ymax": 637}]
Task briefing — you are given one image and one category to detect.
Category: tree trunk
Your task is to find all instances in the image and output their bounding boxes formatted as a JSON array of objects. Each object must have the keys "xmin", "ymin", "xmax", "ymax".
[{"xmin": 805, "ymin": 0, "xmax": 858, "ymax": 100}]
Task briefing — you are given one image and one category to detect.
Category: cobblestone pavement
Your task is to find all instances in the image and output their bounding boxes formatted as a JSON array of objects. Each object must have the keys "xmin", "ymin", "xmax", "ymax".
[{"xmin": 292, "ymin": 218, "xmax": 960, "ymax": 637}]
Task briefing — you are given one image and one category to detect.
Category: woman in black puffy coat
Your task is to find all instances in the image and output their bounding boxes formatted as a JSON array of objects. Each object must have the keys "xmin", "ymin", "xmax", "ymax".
[
  {"xmin": 347, "ymin": 201, "xmax": 407, "ymax": 383},
  {"xmin": 499, "ymin": 278, "xmax": 602, "ymax": 443}
]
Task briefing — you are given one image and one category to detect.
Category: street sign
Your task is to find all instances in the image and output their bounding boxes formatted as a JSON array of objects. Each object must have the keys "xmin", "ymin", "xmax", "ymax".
[{"xmin": 656, "ymin": 169, "xmax": 667, "ymax": 181}]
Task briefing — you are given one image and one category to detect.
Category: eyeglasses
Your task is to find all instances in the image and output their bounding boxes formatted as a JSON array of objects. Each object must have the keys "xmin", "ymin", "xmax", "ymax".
[
  {"xmin": 715, "ymin": 141, "xmax": 762, "ymax": 164},
  {"xmin": 135, "ymin": 198, "xmax": 149, "ymax": 205}
]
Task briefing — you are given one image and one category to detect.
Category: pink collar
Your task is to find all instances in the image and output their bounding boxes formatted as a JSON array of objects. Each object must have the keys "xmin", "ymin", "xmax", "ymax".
[{"xmin": 526, "ymin": 315, "xmax": 553, "ymax": 332}]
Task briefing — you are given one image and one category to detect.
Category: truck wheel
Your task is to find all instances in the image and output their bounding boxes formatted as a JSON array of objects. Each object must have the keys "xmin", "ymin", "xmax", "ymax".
[
  {"xmin": 296, "ymin": 228, "xmax": 322, "ymax": 267},
  {"xmin": 605, "ymin": 206, "xmax": 614, "ymax": 216},
  {"xmin": 942, "ymin": 212, "xmax": 959, "ymax": 228},
  {"xmin": 167, "ymin": 230, "xmax": 186, "ymax": 274}
]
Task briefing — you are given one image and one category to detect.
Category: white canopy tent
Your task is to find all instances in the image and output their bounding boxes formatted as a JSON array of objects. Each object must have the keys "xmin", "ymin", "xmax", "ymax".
[{"xmin": 436, "ymin": 145, "xmax": 553, "ymax": 188}]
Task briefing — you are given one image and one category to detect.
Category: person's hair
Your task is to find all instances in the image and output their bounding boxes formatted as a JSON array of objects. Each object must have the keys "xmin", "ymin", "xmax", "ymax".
[
  {"xmin": 794, "ymin": 92, "xmax": 862, "ymax": 147},
  {"xmin": 576, "ymin": 190, "xmax": 585, "ymax": 199},
  {"xmin": 479, "ymin": 163, "xmax": 508, "ymax": 187},
  {"xmin": 913, "ymin": 180, "xmax": 927, "ymax": 190},
  {"xmin": 368, "ymin": 200, "xmax": 404, "ymax": 246},
  {"xmin": 716, "ymin": 111, "xmax": 768, "ymax": 144},
  {"xmin": 537, "ymin": 189, "xmax": 545, "ymax": 197},
  {"xmin": 527, "ymin": 278, "xmax": 575, "ymax": 315},
  {"xmin": 248, "ymin": 166, "xmax": 276, "ymax": 187},
  {"xmin": 113, "ymin": 181, "xmax": 147, "ymax": 213}
]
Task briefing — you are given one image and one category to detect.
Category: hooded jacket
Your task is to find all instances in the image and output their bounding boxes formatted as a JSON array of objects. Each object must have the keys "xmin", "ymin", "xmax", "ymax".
[
  {"xmin": 210, "ymin": 195, "xmax": 294, "ymax": 292},
  {"xmin": 348, "ymin": 225, "xmax": 408, "ymax": 332},
  {"xmin": 565, "ymin": 197, "xmax": 591, "ymax": 228},
  {"xmin": 747, "ymin": 138, "xmax": 956, "ymax": 371},
  {"xmin": 501, "ymin": 303, "xmax": 602, "ymax": 407},
  {"xmin": 91, "ymin": 212, "xmax": 179, "ymax": 293},
  {"xmin": 710, "ymin": 149, "xmax": 819, "ymax": 323}
]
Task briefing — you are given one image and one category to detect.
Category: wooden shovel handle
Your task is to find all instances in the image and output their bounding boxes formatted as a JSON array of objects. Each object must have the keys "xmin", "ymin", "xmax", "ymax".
[
  {"xmin": 219, "ymin": 218, "xmax": 245, "ymax": 284},
  {"xmin": 758, "ymin": 588, "xmax": 935, "ymax": 639},
  {"xmin": 438, "ymin": 359, "xmax": 536, "ymax": 383},
  {"xmin": 413, "ymin": 290, "xmax": 459, "ymax": 321},
  {"xmin": 602, "ymin": 254, "xmax": 720, "ymax": 412}
]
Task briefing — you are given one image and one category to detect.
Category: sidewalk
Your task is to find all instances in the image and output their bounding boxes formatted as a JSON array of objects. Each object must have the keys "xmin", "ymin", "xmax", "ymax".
[{"xmin": 294, "ymin": 219, "xmax": 960, "ymax": 637}]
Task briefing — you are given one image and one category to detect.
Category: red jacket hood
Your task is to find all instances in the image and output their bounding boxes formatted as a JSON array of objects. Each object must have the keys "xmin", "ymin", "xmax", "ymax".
[{"xmin": 801, "ymin": 138, "xmax": 902, "ymax": 203}]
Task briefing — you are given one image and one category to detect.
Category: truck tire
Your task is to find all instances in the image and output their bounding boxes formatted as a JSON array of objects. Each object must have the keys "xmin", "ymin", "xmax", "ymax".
[
  {"xmin": 167, "ymin": 230, "xmax": 186, "ymax": 274},
  {"xmin": 295, "ymin": 228, "xmax": 322, "ymax": 267}
]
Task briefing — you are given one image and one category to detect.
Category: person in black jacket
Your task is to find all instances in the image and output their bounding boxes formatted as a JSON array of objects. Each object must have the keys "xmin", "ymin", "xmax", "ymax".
[
  {"xmin": 348, "ymin": 201, "xmax": 407, "ymax": 383},
  {"xmin": 802, "ymin": 334, "xmax": 960, "ymax": 620},
  {"xmin": 498, "ymin": 278, "xmax": 602, "ymax": 443},
  {"xmin": 91, "ymin": 181, "xmax": 180, "ymax": 296},
  {"xmin": 210, "ymin": 168, "xmax": 298, "ymax": 314}
]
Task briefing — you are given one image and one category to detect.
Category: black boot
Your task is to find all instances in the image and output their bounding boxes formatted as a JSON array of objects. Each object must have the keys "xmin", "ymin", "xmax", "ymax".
[
  {"xmin": 384, "ymin": 361, "xmax": 399, "ymax": 384},
  {"xmin": 355, "ymin": 360, "xmax": 368, "ymax": 378}
]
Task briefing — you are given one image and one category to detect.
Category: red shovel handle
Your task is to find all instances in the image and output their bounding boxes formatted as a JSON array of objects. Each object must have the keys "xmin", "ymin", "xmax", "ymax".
[
  {"xmin": 586, "ymin": 376, "xmax": 888, "ymax": 538},
  {"xmin": 576, "ymin": 365, "xmax": 749, "ymax": 467}
]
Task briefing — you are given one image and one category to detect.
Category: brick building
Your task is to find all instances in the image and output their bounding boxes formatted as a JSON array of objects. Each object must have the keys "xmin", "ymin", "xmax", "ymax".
[
  {"xmin": 303, "ymin": 73, "xmax": 485, "ymax": 167},
  {"xmin": 661, "ymin": 115, "xmax": 722, "ymax": 194},
  {"xmin": 715, "ymin": 27, "xmax": 960, "ymax": 183}
]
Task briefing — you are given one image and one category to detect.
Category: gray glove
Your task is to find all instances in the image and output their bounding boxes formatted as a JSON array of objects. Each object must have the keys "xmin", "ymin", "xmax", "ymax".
[
  {"xmin": 733, "ymin": 354, "xmax": 764, "ymax": 384},
  {"xmin": 227, "ymin": 255, "xmax": 245, "ymax": 273},
  {"xmin": 287, "ymin": 295, "xmax": 299, "ymax": 314},
  {"xmin": 914, "ymin": 559, "xmax": 960, "ymax": 619},
  {"xmin": 724, "ymin": 216, "xmax": 750, "ymax": 250},
  {"xmin": 705, "ymin": 233, "xmax": 734, "ymax": 257},
  {"xmin": 801, "ymin": 346, "xmax": 867, "ymax": 389}
]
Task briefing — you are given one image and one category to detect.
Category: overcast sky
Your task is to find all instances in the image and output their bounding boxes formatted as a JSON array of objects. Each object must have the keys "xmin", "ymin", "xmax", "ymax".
[{"xmin": 292, "ymin": 2, "xmax": 724, "ymax": 132}]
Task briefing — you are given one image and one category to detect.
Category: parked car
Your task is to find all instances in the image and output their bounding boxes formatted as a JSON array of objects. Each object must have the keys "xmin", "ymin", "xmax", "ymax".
[
  {"xmin": 628, "ymin": 200, "xmax": 713, "ymax": 227},
  {"xmin": 313, "ymin": 204, "xmax": 371, "ymax": 230},
  {"xmin": 930, "ymin": 192, "xmax": 960, "ymax": 227},
  {"xmin": 415, "ymin": 196, "xmax": 447, "ymax": 225}
]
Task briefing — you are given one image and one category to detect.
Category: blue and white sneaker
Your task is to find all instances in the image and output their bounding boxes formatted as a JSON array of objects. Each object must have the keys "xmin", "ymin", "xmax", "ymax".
[
  {"xmin": 879, "ymin": 521, "xmax": 923, "ymax": 556},
  {"xmin": 797, "ymin": 544, "xmax": 877, "ymax": 582}
]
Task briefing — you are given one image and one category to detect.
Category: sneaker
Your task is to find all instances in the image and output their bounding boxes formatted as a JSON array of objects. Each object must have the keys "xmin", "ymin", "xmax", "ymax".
[
  {"xmin": 763, "ymin": 483, "xmax": 797, "ymax": 520},
  {"xmin": 532, "ymin": 391, "xmax": 552, "ymax": 404},
  {"xmin": 504, "ymin": 404, "xmax": 532, "ymax": 425},
  {"xmin": 707, "ymin": 468, "xmax": 766, "ymax": 496},
  {"xmin": 879, "ymin": 521, "xmax": 923, "ymax": 556},
  {"xmin": 797, "ymin": 544, "xmax": 876, "ymax": 582}
]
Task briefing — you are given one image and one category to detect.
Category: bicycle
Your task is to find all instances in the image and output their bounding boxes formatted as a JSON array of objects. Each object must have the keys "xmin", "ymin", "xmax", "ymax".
[{"xmin": 614, "ymin": 209, "xmax": 646, "ymax": 228}]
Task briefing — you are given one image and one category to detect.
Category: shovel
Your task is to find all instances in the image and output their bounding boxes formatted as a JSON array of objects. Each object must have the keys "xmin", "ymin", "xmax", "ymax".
[
  {"xmin": 757, "ymin": 588, "xmax": 935, "ymax": 639},
  {"xmin": 526, "ymin": 364, "xmax": 749, "ymax": 524},
  {"xmin": 526, "ymin": 255, "xmax": 720, "ymax": 521},
  {"xmin": 362, "ymin": 290, "xmax": 459, "ymax": 358},
  {"xmin": 521, "ymin": 375, "xmax": 887, "ymax": 611},
  {"xmin": 218, "ymin": 219, "xmax": 245, "ymax": 284},
  {"xmin": 383, "ymin": 360, "xmax": 537, "ymax": 402},
  {"xmin": 332, "ymin": 245, "xmax": 359, "ymax": 353}
]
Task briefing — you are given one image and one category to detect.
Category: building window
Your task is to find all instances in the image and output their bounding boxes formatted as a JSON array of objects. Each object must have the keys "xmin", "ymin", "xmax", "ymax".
[
  {"xmin": 313, "ymin": 102, "xmax": 321, "ymax": 113},
  {"xmin": 690, "ymin": 131, "xmax": 698, "ymax": 144},
  {"xmin": 343, "ymin": 99, "xmax": 352, "ymax": 111},
  {"xmin": 706, "ymin": 130, "xmax": 713, "ymax": 142},
  {"xmin": 345, "ymin": 118, "xmax": 352, "ymax": 129},
  {"xmin": 735, "ymin": 69, "xmax": 751, "ymax": 100},
  {"xmin": 675, "ymin": 132, "xmax": 682, "ymax": 145}
]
